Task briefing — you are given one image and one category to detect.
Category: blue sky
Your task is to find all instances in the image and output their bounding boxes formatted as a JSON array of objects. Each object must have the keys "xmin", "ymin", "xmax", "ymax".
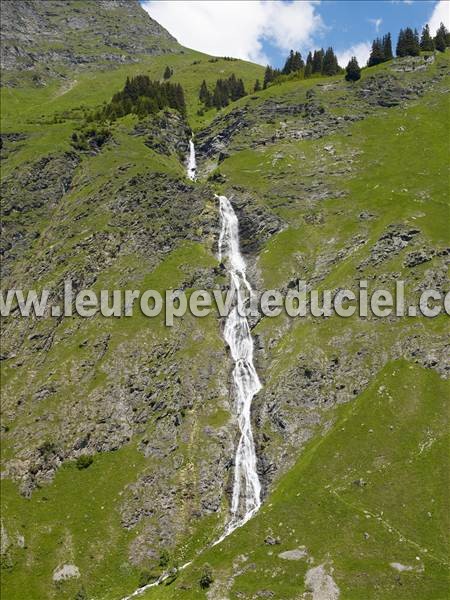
[{"xmin": 141, "ymin": 1, "xmax": 449, "ymax": 67}]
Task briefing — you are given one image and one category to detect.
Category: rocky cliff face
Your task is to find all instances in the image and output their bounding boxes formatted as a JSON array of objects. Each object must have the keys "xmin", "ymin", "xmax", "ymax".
[{"xmin": 1, "ymin": 0, "xmax": 179, "ymax": 82}]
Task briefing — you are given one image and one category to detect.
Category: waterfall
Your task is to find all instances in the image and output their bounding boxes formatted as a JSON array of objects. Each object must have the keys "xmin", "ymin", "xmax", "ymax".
[
  {"xmin": 187, "ymin": 137, "xmax": 196, "ymax": 180},
  {"xmin": 215, "ymin": 194, "xmax": 262, "ymax": 541},
  {"xmin": 119, "ymin": 196, "xmax": 262, "ymax": 599},
  {"xmin": 121, "ymin": 562, "xmax": 192, "ymax": 599}
]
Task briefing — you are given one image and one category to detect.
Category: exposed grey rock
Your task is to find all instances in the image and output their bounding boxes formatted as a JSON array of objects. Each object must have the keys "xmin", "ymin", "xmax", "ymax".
[
  {"xmin": 358, "ymin": 224, "xmax": 420, "ymax": 270},
  {"xmin": 1, "ymin": 0, "xmax": 179, "ymax": 81},
  {"xmin": 52, "ymin": 564, "xmax": 80, "ymax": 581},
  {"xmin": 278, "ymin": 547, "xmax": 308, "ymax": 560}
]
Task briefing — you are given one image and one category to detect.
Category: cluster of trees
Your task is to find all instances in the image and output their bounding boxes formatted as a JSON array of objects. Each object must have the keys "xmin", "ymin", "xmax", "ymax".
[
  {"xmin": 199, "ymin": 74, "xmax": 247, "ymax": 109},
  {"xmin": 262, "ymin": 46, "xmax": 341, "ymax": 89},
  {"xmin": 345, "ymin": 21, "xmax": 449, "ymax": 84},
  {"xmin": 98, "ymin": 75, "xmax": 186, "ymax": 120},
  {"xmin": 305, "ymin": 47, "xmax": 340, "ymax": 76},
  {"xmin": 263, "ymin": 65, "xmax": 281, "ymax": 88},
  {"xmin": 367, "ymin": 33, "xmax": 393, "ymax": 66},
  {"xmin": 365, "ymin": 23, "xmax": 449, "ymax": 69},
  {"xmin": 396, "ymin": 23, "xmax": 449, "ymax": 58},
  {"xmin": 282, "ymin": 50, "xmax": 304, "ymax": 74},
  {"xmin": 418, "ymin": 22, "xmax": 450, "ymax": 53},
  {"xmin": 396, "ymin": 27, "xmax": 421, "ymax": 57}
]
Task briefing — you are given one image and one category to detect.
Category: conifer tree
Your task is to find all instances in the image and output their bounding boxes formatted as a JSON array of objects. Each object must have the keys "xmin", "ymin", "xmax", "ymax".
[
  {"xmin": 412, "ymin": 28, "xmax": 421, "ymax": 55},
  {"xmin": 397, "ymin": 27, "xmax": 420, "ymax": 57},
  {"xmin": 212, "ymin": 79, "xmax": 229, "ymax": 109},
  {"xmin": 382, "ymin": 33, "xmax": 393, "ymax": 60},
  {"xmin": 282, "ymin": 50, "xmax": 304, "ymax": 74},
  {"xmin": 253, "ymin": 79, "xmax": 261, "ymax": 92},
  {"xmin": 405, "ymin": 27, "xmax": 420, "ymax": 56},
  {"xmin": 396, "ymin": 28, "xmax": 406, "ymax": 57},
  {"xmin": 367, "ymin": 38, "xmax": 385, "ymax": 66},
  {"xmin": 322, "ymin": 47, "xmax": 339, "ymax": 75},
  {"xmin": 345, "ymin": 56, "xmax": 361, "ymax": 82},
  {"xmin": 434, "ymin": 22, "xmax": 449, "ymax": 52},
  {"xmin": 292, "ymin": 51, "xmax": 304, "ymax": 71},
  {"xmin": 199, "ymin": 79, "xmax": 212, "ymax": 107},
  {"xmin": 420, "ymin": 24, "xmax": 435, "ymax": 51},
  {"xmin": 163, "ymin": 66, "xmax": 172, "ymax": 79},
  {"xmin": 282, "ymin": 50, "xmax": 295, "ymax": 74},
  {"xmin": 199, "ymin": 79, "xmax": 208, "ymax": 103},
  {"xmin": 312, "ymin": 49, "xmax": 324, "ymax": 73},
  {"xmin": 263, "ymin": 65, "xmax": 274, "ymax": 88}
]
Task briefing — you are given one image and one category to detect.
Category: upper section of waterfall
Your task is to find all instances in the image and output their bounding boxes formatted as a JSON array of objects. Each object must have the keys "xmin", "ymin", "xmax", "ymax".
[{"xmin": 187, "ymin": 138, "xmax": 196, "ymax": 180}]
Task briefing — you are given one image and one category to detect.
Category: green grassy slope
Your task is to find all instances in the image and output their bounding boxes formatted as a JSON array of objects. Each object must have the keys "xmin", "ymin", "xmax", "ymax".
[
  {"xmin": 142, "ymin": 360, "xmax": 449, "ymax": 600},
  {"xmin": 1, "ymin": 22, "xmax": 449, "ymax": 600}
]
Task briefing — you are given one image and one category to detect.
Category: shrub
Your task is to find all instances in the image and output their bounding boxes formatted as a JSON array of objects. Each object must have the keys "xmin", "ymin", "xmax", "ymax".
[
  {"xmin": 76, "ymin": 455, "xmax": 93, "ymax": 470},
  {"xmin": 138, "ymin": 570, "xmax": 158, "ymax": 587},
  {"xmin": 159, "ymin": 549, "xmax": 170, "ymax": 568},
  {"xmin": 199, "ymin": 564, "xmax": 214, "ymax": 589}
]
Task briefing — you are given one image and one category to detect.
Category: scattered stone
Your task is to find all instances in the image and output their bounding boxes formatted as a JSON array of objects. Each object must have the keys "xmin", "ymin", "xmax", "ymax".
[
  {"xmin": 278, "ymin": 547, "xmax": 308, "ymax": 560},
  {"xmin": 303, "ymin": 564, "xmax": 340, "ymax": 600},
  {"xmin": 404, "ymin": 248, "xmax": 434, "ymax": 268},
  {"xmin": 264, "ymin": 535, "xmax": 281, "ymax": 546},
  {"xmin": 52, "ymin": 564, "xmax": 80, "ymax": 582}
]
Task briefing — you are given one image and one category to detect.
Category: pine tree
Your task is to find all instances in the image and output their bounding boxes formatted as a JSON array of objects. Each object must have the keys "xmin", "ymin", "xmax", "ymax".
[
  {"xmin": 322, "ymin": 47, "xmax": 339, "ymax": 76},
  {"xmin": 434, "ymin": 22, "xmax": 449, "ymax": 52},
  {"xmin": 292, "ymin": 51, "xmax": 304, "ymax": 71},
  {"xmin": 404, "ymin": 27, "xmax": 420, "ymax": 56},
  {"xmin": 396, "ymin": 28, "xmax": 406, "ymax": 57},
  {"xmin": 305, "ymin": 62, "xmax": 312, "ymax": 77},
  {"xmin": 382, "ymin": 33, "xmax": 393, "ymax": 60},
  {"xmin": 367, "ymin": 38, "xmax": 385, "ymax": 67},
  {"xmin": 232, "ymin": 77, "xmax": 246, "ymax": 100},
  {"xmin": 420, "ymin": 24, "xmax": 435, "ymax": 51},
  {"xmin": 212, "ymin": 79, "xmax": 229, "ymax": 109},
  {"xmin": 397, "ymin": 27, "xmax": 420, "ymax": 57},
  {"xmin": 312, "ymin": 49, "xmax": 324, "ymax": 73},
  {"xmin": 282, "ymin": 50, "xmax": 295, "ymax": 74},
  {"xmin": 412, "ymin": 28, "xmax": 421, "ymax": 55},
  {"xmin": 263, "ymin": 65, "xmax": 274, "ymax": 89},
  {"xmin": 199, "ymin": 79, "xmax": 212, "ymax": 107},
  {"xmin": 199, "ymin": 79, "xmax": 208, "ymax": 102},
  {"xmin": 163, "ymin": 66, "xmax": 172, "ymax": 80},
  {"xmin": 345, "ymin": 56, "xmax": 361, "ymax": 82},
  {"xmin": 253, "ymin": 79, "xmax": 261, "ymax": 92}
]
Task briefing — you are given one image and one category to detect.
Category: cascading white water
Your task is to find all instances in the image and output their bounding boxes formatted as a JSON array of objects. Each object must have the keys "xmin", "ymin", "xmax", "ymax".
[
  {"xmin": 121, "ymin": 562, "xmax": 192, "ymax": 599},
  {"xmin": 216, "ymin": 194, "xmax": 262, "ymax": 541},
  {"xmin": 186, "ymin": 138, "xmax": 196, "ymax": 180}
]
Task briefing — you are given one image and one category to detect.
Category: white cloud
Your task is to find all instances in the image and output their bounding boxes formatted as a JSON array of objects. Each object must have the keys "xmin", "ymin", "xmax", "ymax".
[
  {"xmin": 141, "ymin": 0, "xmax": 325, "ymax": 65},
  {"xmin": 427, "ymin": 0, "xmax": 450, "ymax": 34},
  {"xmin": 368, "ymin": 18, "xmax": 383, "ymax": 33},
  {"xmin": 336, "ymin": 41, "xmax": 372, "ymax": 68}
]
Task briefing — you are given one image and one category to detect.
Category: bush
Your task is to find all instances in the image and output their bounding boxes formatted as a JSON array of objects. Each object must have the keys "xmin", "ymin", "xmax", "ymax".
[
  {"xmin": 159, "ymin": 550, "xmax": 170, "ymax": 568},
  {"xmin": 199, "ymin": 564, "xmax": 214, "ymax": 589},
  {"xmin": 74, "ymin": 588, "xmax": 87, "ymax": 600},
  {"xmin": 138, "ymin": 570, "xmax": 158, "ymax": 587},
  {"xmin": 76, "ymin": 455, "xmax": 93, "ymax": 470}
]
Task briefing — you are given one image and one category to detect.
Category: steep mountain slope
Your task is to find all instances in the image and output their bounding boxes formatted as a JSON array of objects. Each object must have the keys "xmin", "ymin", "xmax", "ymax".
[
  {"xmin": 1, "ymin": 2, "xmax": 449, "ymax": 600},
  {"xmin": 1, "ymin": 0, "xmax": 179, "ymax": 83}
]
